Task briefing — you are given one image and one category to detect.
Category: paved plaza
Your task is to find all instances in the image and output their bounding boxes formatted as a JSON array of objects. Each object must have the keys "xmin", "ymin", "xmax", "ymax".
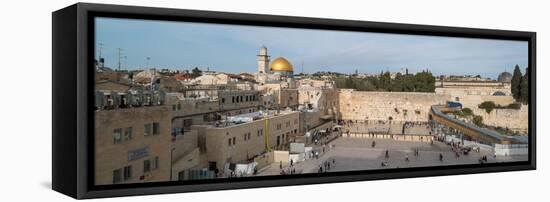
[{"xmin": 257, "ymin": 136, "xmax": 528, "ymax": 176}]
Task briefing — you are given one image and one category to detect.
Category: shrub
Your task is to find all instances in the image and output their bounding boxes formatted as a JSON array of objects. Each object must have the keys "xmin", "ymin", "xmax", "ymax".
[
  {"xmin": 461, "ymin": 108, "xmax": 473, "ymax": 116},
  {"xmin": 473, "ymin": 115, "xmax": 484, "ymax": 127},
  {"xmin": 478, "ymin": 101, "xmax": 496, "ymax": 113}
]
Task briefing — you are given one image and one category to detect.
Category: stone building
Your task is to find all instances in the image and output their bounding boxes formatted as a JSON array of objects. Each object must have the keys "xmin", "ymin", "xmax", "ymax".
[
  {"xmin": 94, "ymin": 100, "xmax": 172, "ymax": 185},
  {"xmin": 195, "ymin": 111, "xmax": 300, "ymax": 171}
]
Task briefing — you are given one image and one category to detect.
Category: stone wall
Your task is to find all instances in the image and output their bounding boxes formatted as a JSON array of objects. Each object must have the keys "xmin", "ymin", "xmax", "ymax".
[
  {"xmin": 435, "ymin": 87, "xmax": 514, "ymax": 109},
  {"xmin": 473, "ymin": 105, "xmax": 529, "ymax": 133},
  {"xmin": 435, "ymin": 86, "xmax": 528, "ymax": 133},
  {"xmin": 298, "ymin": 87, "xmax": 339, "ymax": 115},
  {"xmin": 338, "ymin": 90, "xmax": 448, "ymax": 122},
  {"xmin": 94, "ymin": 106, "xmax": 172, "ymax": 185}
]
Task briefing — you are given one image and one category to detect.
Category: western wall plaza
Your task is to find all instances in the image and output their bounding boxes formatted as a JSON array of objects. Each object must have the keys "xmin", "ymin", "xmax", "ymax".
[{"xmin": 94, "ymin": 46, "xmax": 529, "ymax": 185}]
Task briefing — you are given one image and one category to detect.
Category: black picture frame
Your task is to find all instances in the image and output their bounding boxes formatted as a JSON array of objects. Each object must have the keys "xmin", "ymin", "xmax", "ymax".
[{"xmin": 52, "ymin": 3, "xmax": 536, "ymax": 199}]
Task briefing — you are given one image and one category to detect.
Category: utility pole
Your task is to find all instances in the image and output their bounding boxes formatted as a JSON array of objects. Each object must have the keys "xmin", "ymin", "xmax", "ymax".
[
  {"xmin": 98, "ymin": 43, "xmax": 104, "ymax": 59},
  {"xmin": 117, "ymin": 48, "xmax": 124, "ymax": 71},
  {"xmin": 301, "ymin": 60, "xmax": 304, "ymax": 74}
]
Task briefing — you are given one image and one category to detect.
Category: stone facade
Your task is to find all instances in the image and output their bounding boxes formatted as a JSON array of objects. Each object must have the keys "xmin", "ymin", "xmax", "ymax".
[
  {"xmin": 197, "ymin": 111, "xmax": 300, "ymax": 171},
  {"xmin": 435, "ymin": 87, "xmax": 514, "ymax": 109},
  {"xmin": 298, "ymin": 87, "xmax": 339, "ymax": 116},
  {"xmin": 338, "ymin": 90, "xmax": 448, "ymax": 122},
  {"xmin": 473, "ymin": 105, "xmax": 529, "ymax": 133},
  {"xmin": 94, "ymin": 105, "xmax": 172, "ymax": 185},
  {"xmin": 435, "ymin": 85, "xmax": 527, "ymax": 133}
]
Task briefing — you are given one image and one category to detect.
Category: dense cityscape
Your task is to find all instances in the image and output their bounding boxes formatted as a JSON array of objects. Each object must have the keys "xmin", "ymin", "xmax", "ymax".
[{"xmin": 94, "ymin": 44, "xmax": 529, "ymax": 185}]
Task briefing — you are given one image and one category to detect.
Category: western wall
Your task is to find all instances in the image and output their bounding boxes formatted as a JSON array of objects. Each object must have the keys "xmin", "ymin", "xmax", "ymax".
[{"xmin": 337, "ymin": 89, "xmax": 448, "ymax": 122}]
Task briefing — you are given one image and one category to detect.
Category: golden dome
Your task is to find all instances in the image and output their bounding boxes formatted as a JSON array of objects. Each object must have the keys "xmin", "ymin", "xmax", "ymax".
[{"xmin": 270, "ymin": 57, "xmax": 293, "ymax": 72}]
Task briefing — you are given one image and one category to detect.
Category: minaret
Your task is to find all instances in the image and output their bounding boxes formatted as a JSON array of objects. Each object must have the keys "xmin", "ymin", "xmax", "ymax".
[{"xmin": 257, "ymin": 46, "xmax": 270, "ymax": 74}]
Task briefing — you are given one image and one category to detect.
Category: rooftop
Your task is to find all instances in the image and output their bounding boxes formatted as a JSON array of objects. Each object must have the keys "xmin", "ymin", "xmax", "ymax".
[{"xmin": 212, "ymin": 110, "xmax": 297, "ymax": 128}]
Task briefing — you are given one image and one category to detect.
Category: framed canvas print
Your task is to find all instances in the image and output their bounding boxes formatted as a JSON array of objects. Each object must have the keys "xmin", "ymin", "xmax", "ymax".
[{"xmin": 52, "ymin": 3, "xmax": 536, "ymax": 199}]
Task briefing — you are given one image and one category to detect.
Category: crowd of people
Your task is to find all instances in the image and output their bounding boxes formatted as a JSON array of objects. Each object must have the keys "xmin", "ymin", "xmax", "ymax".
[{"xmin": 318, "ymin": 158, "xmax": 336, "ymax": 173}]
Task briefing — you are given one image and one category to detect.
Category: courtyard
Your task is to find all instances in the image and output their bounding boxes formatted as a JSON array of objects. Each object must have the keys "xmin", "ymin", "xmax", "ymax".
[{"xmin": 256, "ymin": 136, "xmax": 528, "ymax": 176}]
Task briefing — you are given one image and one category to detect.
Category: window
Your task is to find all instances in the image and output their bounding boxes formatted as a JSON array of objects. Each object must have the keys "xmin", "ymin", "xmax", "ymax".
[
  {"xmin": 172, "ymin": 105, "xmax": 177, "ymax": 111},
  {"xmin": 123, "ymin": 165, "xmax": 132, "ymax": 181},
  {"xmin": 232, "ymin": 96, "xmax": 235, "ymax": 103},
  {"xmin": 144, "ymin": 123, "xmax": 152, "ymax": 136},
  {"xmin": 113, "ymin": 128, "xmax": 122, "ymax": 144},
  {"xmin": 152, "ymin": 156, "xmax": 159, "ymax": 170},
  {"xmin": 221, "ymin": 98, "xmax": 225, "ymax": 103},
  {"xmin": 124, "ymin": 127, "xmax": 132, "ymax": 141},
  {"xmin": 153, "ymin": 122, "xmax": 160, "ymax": 135},
  {"xmin": 232, "ymin": 137, "xmax": 236, "ymax": 145},
  {"xmin": 143, "ymin": 159, "xmax": 151, "ymax": 173},
  {"xmin": 113, "ymin": 169, "xmax": 122, "ymax": 183},
  {"xmin": 228, "ymin": 138, "xmax": 232, "ymax": 146},
  {"xmin": 177, "ymin": 103, "xmax": 181, "ymax": 110}
]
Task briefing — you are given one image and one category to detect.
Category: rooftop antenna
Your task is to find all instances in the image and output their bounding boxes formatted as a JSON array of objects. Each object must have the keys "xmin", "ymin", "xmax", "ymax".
[
  {"xmin": 150, "ymin": 68, "xmax": 156, "ymax": 92},
  {"xmin": 122, "ymin": 56, "xmax": 127, "ymax": 70}
]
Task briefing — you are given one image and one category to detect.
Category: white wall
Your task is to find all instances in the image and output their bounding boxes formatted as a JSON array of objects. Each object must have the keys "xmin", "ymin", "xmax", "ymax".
[{"xmin": 1, "ymin": 0, "xmax": 547, "ymax": 202}]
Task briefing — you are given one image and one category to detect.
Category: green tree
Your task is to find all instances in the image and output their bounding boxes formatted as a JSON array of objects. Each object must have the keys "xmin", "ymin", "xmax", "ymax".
[
  {"xmin": 191, "ymin": 67, "xmax": 202, "ymax": 78},
  {"xmin": 473, "ymin": 115, "xmax": 484, "ymax": 127},
  {"xmin": 345, "ymin": 76, "xmax": 354, "ymax": 89},
  {"xmin": 520, "ymin": 67, "xmax": 529, "ymax": 104},
  {"xmin": 461, "ymin": 108, "xmax": 473, "ymax": 116},
  {"xmin": 511, "ymin": 65, "xmax": 522, "ymax": 100},
  {"xmin": 479, "ymin": 101, "xmax": 496, "ymax": 113}
]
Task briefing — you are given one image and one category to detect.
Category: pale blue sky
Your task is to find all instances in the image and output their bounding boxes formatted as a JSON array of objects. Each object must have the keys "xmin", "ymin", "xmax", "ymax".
[{"xmin": 95, "ymin": 17, "xmax": 528, "ymax": 79}]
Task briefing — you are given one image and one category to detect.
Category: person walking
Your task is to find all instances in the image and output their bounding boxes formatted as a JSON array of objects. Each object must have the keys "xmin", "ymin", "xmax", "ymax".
[
  {"xmin": 385, "ymin": 150, "xmax": 389, "ymax": 159},
  {"xmin": 405, "ymin": 154, "xmax": 409, "ymax": 162}
]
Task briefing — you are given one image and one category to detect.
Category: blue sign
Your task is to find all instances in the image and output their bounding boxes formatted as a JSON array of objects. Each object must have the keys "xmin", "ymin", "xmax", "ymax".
[{"xmin": 128, "ymin": 147, "xmax": 149, "ymax": 161}]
